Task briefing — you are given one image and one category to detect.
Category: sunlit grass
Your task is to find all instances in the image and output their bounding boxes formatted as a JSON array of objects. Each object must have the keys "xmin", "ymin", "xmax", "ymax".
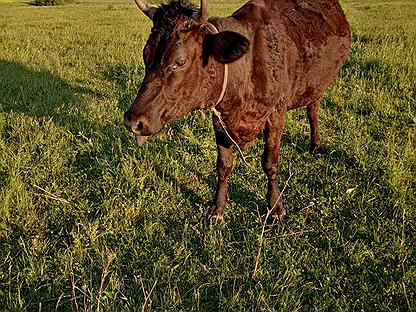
[{"xmin": 0, "ymin": 0, "xmax": 415, "ymax": 311}]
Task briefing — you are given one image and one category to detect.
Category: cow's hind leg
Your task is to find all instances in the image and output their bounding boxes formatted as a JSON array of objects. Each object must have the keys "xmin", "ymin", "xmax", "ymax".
[
  {"xmin": 262, "ymin": 111, "xmax": 286, "ymax": 221},
  {"xmin": 307, "ymin": 99, "xmax": 327, "ymax": 155},
  {"xmin": 205, "ymin": 121, "xmax": 235, "ymax": 225}
]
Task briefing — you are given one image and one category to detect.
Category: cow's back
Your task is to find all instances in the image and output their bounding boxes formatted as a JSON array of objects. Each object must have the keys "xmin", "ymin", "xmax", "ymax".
[{"xmin": 233, "ymin": 0, "xmax": 352, "ymax": 108}]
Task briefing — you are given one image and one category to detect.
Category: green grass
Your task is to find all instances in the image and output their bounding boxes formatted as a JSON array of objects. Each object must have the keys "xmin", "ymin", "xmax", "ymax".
[{"xmin": 0, "ymin": 0, "xmax": 415, "ymax": 311}]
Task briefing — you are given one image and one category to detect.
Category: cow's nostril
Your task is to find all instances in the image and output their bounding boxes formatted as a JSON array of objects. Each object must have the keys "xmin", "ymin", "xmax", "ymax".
[{"xmin": 137, "ymin": 121, "xmax": 144, "ymax": 131}]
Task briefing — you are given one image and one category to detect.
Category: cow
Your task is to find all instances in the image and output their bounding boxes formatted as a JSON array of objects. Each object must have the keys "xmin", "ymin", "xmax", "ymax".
[{"xmin": 124, "ymin": 0, "xmax": 352, "ymax": 224}]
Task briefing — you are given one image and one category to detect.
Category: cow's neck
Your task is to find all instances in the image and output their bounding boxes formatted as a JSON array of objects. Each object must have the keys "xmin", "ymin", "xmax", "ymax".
[
  {"xmin": 205, "ymin": 18, "xmax": 265, "ymax": 147},
  {"xmin": 201, "ymin": 22, "xmax": 229, "ymax": 109},
  {"xmin": 207, "ymin": 17, "xmax": 251, "ymax": 108}
]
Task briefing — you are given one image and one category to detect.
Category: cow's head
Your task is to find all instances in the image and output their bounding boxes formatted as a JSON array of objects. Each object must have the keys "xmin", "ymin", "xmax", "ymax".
[{"xmin": 124, "ymin": 0, "xmax": 249, "ymax": 144}]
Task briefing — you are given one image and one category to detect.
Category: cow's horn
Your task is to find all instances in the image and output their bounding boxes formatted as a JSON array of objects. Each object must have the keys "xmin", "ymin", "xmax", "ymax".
[
  {"xmin": 134, "ymin": 0, "xmax": 157, "ymax": 19},
  {"xmin": 201, "ymin": 0, "xmax": 208, "ymax": 22}
]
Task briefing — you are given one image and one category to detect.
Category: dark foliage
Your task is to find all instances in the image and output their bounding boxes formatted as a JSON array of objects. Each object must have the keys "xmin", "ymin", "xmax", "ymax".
[{"xmin": 30, "ymin": 0, "xmax": 71, "ymax": 6}]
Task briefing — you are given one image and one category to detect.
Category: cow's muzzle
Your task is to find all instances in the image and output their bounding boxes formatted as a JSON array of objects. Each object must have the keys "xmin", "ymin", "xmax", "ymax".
[{"xmin": 124, "ymin": 110, "xmax": 159, "ymax": 145}]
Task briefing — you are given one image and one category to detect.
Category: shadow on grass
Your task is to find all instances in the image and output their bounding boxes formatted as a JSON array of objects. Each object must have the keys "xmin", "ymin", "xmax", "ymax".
[
  {"xmin": 26, "ymin": 0, "xmax": 75, "ymax": 6},
  {"xmin": 0, "ymin": 60, "xmax": 99, "ymax": 134},
  {"xmin": 103, "ymin": 63, "xmax": 145, "ymax": 112},
  {"xmin": 0, "ymin": 60, "xmax": 114, "ymax": 246},
  {"xmin": 283, "ymin": 131, "xmax": 360, "ymax": 168},
  {"xmin": 156, "ymin": 143, "xmax": 266, "ymax": 218},
  {"xmin": 153, "ymin": 161, "xmax": 207, "ymax": 210}
]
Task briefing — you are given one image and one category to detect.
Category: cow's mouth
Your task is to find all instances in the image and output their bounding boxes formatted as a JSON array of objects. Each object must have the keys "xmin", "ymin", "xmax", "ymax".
[
  {"xmin": 131, "ymin": 125, "xmax": 156, "ymax": 146},
  {"xmin": 127, "ymin": 112, "xmax": 165, "ymax": 146},
  {"xmin": 133, "ymin": 129, "xmax": 162, "ymax": 146},
  {"xmin": 135, "ymin": 135, "xmax": 152, "ymax": 146}
]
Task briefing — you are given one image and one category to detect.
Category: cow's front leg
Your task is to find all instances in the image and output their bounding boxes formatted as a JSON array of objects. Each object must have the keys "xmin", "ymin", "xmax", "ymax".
[
  {"xmin": 262, "ymin": 111, "xmax": 286, "ymax": 221},
  {"xmin": 205, "ymin": 124, "xmax": 235, "ymax": 225}
]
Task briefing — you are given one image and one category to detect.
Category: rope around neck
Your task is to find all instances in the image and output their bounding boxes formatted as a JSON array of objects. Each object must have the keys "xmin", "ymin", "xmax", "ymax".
[{"xmin": 206, "ymin": 23, "xmax": 251, "ymax": 168}]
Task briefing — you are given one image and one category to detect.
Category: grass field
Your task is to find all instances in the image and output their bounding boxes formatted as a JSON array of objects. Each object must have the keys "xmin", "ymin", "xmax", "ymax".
[{"xmin": 0, "ymin": 0, "xmax": 415, "ymax": 311}]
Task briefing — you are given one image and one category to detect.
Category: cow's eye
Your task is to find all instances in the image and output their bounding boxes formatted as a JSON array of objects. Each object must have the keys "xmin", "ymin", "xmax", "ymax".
[{"xmin": 176, "ymin": 57, "xmax": 186, "ymax": 67}]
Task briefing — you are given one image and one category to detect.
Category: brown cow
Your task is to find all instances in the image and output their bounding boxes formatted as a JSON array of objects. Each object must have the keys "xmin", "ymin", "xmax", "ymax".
[{"xmin": 124, "ymin": 0, "xmax": 352, "ymax": 224}]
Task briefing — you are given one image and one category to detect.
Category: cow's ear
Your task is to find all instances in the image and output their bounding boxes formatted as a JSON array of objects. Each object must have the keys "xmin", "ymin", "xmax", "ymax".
[{"xmin": 203, "ymin": 31, "xmax": 249, "ymax": 65}]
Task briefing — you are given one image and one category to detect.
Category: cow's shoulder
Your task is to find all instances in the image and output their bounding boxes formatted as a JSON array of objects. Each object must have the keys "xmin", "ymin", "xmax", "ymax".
[{"xmin": 232, "ymin": 0, "xmax": 271, "ymax": 27}]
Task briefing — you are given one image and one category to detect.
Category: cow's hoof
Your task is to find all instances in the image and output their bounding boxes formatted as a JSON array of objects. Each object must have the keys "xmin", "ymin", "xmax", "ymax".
[
  {"xmin": 271, "ymin": 204, "xmax": 287, "ymax": 223},
  {"xmin": 310, "ymin": 144, "xmax": 328, "ymax": 156},
  {"xmin": 204, "ymin": 207, "xmax": 224, "ymax": 226},
  {"xmin": 267, "ymin": 191, "xmax": 286, "ymax": 224}
]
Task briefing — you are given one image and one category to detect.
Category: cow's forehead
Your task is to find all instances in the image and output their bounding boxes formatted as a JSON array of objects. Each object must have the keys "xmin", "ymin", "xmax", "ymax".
[
  {"xmin": 153, "ymin": 1, "xmax": 199, "ymax": 30},
  {"xmin": 144, "ymin": 3, "xmax": 200, "ymax": 70},
  {"xmin": 152, "ymin": 15, "xmax": 193, "ymax": 36}
]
